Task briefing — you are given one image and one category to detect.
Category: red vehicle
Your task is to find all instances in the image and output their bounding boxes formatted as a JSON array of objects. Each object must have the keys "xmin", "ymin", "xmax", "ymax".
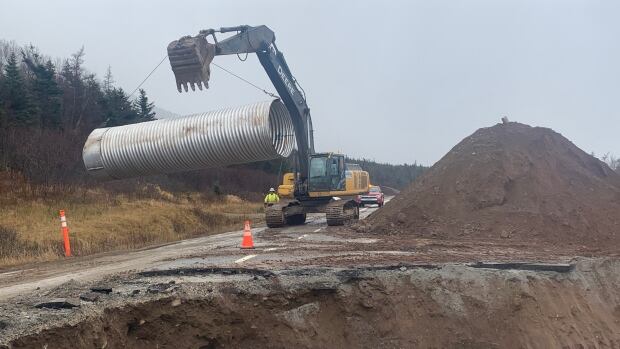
[{"xmin": 359, "ymin": 186, "xmax": 385, "ymax": 207}]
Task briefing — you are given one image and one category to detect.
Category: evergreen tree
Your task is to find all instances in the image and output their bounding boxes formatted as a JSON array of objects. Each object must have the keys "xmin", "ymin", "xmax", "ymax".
[
  {"xmin": 0, "ymin": 98, "xmax": 5, "ymax": 129},
  {"xmin": 0, "ymin": 69, "xmax": 5, "ymax": 128},
  {"xmin": 2, "ymin": 52, "xmax": 35, "ymax": 126},
  {"xmin": 42, "ymin": 60, "xmax": 62, "ymax": 128},
  {"xmin": 23, "ymin": 54, "xmax": 62, "ymax": 129},
  {"xmin": 102, "ymin": 87, "xmax": 141, "ymax": 127},
  {"xmin": 78, "ymin": 73, "xmax": 106, "ymax": 130},
  {"xmin": 135, "ymin": 89, "xmax": 156, "ymax": 122}
]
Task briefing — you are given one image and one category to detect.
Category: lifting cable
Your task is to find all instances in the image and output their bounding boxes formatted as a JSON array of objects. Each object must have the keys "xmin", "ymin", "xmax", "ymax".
[
  {"xmin": 211, "ymin": 62, "xmax": 278, "ymax": 99},
  {"xmin": 128, "ymin": 54, "xmax": 279, "ymax": 100},
  {"xmin": 129, "ymin": 54, "xmax": 167, "ymax": 97}
]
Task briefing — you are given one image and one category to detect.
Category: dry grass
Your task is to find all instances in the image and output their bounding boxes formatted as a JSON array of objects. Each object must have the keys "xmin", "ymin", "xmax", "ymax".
[{"xmin": 0, "ymin": 172, "xmax": 263, "ymax": 268}]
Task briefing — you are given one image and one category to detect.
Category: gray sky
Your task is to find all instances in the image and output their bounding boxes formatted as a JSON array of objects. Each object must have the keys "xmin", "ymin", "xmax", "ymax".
[{"xmin": 2, "ymin": 0, "xmax": 619, "ymax": 165}]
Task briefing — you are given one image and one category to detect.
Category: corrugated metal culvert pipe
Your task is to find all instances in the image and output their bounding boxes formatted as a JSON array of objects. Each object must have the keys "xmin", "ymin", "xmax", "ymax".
[{"xmin": 83, "ymin": 99, "xmax": 295, "ymax": 180}]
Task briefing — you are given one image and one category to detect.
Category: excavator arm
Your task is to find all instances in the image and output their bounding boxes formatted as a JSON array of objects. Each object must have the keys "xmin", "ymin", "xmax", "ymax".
[{"xmin": 167, "ymin": 25, "xmax": 314, "ymax": 196}]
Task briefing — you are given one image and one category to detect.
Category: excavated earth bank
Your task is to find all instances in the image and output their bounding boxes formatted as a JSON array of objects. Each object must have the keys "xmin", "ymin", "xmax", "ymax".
[{"xmin": 3, "ymin": 259, "xmax": 620, "ymax": 349}]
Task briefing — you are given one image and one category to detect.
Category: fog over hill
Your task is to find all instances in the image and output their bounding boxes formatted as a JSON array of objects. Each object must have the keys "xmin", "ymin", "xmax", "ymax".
[{"xmin": 153, "ymin": 106, "xmax": 180, "ymax": 119}]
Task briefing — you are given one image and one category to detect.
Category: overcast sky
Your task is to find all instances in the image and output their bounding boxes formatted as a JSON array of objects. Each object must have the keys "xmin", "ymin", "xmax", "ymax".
[{"xmin": 2, "ymin": 0, "xmax": 619, "ymax": 165}]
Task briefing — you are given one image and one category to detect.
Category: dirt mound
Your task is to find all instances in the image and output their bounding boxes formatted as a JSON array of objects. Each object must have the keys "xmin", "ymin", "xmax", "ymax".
[{"xmin": 368, "ymin": 122, "xmax": 620, "ymax": 248}]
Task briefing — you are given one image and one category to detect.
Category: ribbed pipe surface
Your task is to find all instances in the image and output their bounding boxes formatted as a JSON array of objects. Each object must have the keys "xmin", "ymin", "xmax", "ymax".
[{"xmin": 83, "ymin": 99, "xmax": 295, "ymax": 180}]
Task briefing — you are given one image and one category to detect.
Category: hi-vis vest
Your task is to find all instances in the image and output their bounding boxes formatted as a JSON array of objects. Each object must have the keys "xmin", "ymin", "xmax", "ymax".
[{"xmin": 264, "ymin": 193, "xmax": 279, "ymax": 203}]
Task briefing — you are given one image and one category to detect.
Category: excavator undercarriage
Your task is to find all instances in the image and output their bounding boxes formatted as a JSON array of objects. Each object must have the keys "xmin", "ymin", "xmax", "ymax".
[{"xmin": 265, "ymin": 198, "xmax": 360, "ymax": 228}]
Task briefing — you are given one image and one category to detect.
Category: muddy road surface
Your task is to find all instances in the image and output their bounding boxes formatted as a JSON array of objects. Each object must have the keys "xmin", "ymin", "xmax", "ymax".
[{"xmin": 1, "ymin": 197, "xmax": 620, "ymax": 348}]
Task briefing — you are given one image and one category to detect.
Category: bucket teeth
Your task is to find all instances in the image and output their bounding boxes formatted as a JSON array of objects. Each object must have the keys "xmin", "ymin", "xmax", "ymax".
[{"xmin": 167, "ymin": 35, "xmax": 215, "ymax": 93}]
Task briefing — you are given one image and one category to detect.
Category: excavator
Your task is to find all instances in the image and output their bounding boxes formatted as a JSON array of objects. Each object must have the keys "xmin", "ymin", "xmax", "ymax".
[{"xmin": 167, "ymin": 25, "xmax": 370, "ymax": 227}]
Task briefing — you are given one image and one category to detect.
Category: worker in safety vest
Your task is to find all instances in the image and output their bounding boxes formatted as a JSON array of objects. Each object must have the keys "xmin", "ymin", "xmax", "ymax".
[{"xmin": 264, "ymin": 187, "xmax": 280, "ymax": 206}]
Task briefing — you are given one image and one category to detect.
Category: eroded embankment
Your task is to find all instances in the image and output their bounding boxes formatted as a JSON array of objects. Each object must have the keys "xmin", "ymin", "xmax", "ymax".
[{"xmin": 5, "ymin": 259, "xmax": 620, "ymax": 349}]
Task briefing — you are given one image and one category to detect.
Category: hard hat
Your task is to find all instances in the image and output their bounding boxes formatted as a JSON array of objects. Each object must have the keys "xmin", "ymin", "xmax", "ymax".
[{"xmin": 269, "ymin": 188, "xmax": 275, "ymax": 192}]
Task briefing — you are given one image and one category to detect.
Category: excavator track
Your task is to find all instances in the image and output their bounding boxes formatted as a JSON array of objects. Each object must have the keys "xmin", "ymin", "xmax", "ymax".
[
  {"xmin": 265, "ymin": 205, "xmax": 285, "ymax": 228},
  {"xmin": 326, "ymin": 201, "xmax": 359, "ymax": 226}
]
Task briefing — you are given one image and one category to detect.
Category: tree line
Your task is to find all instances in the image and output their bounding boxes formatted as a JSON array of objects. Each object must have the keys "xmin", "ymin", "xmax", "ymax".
[
  {"xmin": 348, "ymin": 157, "xmax": 427, "ymax": 190},
  {"xmin": 0, "ymin": 41, "xmax": 155, "ymax": 183}
]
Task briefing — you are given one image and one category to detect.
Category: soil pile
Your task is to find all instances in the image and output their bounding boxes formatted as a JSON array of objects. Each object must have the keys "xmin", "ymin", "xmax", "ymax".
[{"xmin": 369, "ymin": 122, "xmax": 620, "ymax": 248}]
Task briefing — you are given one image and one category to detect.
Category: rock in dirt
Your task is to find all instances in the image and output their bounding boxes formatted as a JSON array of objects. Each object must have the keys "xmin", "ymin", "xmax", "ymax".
[
  {"xmin": 278, "ymin": 302, "xmax": 320, "ymax": 329},
  {"xmin": 90, "ymin": 285, "xmax": 113, "ymax": 294},
  {"xmin": 369, "ymin": 122, "xmax": 620, "ymax": 249},
  {"xmin": 79, "ymin": 292, "xmax": 100, "ymax": 302},
  {"xmin": 147, "ymin": 283, "xmax": 177, "ymax": 294},
  {"xmin": 34, "ymin": 298, "xmax": 80, "ymax": 309}
]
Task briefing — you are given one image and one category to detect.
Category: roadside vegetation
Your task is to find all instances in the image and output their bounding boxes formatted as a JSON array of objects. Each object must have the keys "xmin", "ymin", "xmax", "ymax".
[{"xmin": 0, "ymin": 171, "xmax": 263, "ymax": 267}]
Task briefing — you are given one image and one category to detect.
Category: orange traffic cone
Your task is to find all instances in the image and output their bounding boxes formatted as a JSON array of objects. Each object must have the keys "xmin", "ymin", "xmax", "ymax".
[{"xmin": 241, "ymin": 220, "xmax": 255, "ymax": 249}]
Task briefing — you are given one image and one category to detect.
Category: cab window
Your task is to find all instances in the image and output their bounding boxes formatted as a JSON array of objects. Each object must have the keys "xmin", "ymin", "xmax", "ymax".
[
  {"xmin": 309, "ymin": 157, "xmax": 327, "ymax": 178},
  {"xmin": 308, "ymin": 155, "xmax": 346, "ymax": 191}
]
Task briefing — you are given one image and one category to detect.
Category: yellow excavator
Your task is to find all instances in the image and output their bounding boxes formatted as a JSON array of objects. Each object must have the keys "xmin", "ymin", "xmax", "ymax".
[{"xmin": 168, "ymin": 25, "xmax": 370, "ymax": 227}]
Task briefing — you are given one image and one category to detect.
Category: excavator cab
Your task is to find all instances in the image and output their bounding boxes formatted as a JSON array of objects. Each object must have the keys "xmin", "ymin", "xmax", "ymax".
[{"xmin": 308, "ymin": 153, "xmax": 346, "ymax": 192}]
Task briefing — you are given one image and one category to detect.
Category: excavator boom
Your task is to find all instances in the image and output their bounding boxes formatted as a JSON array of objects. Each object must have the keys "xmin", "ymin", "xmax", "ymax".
[{"xmin": 168, "ymin": 26, "xmax": 313, "ymax": 197}]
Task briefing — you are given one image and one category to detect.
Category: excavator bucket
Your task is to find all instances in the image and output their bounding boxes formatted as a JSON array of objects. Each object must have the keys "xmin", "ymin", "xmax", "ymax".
[{"xmin": 167, "ymin": 36, "xmax": 215, "ymax": 92}]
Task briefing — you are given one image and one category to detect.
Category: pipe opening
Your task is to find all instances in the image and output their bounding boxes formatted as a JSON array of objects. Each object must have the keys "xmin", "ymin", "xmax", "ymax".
[{"xmin": 268, "ymin": 100, "xmax": 295, "ymax": 158}]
